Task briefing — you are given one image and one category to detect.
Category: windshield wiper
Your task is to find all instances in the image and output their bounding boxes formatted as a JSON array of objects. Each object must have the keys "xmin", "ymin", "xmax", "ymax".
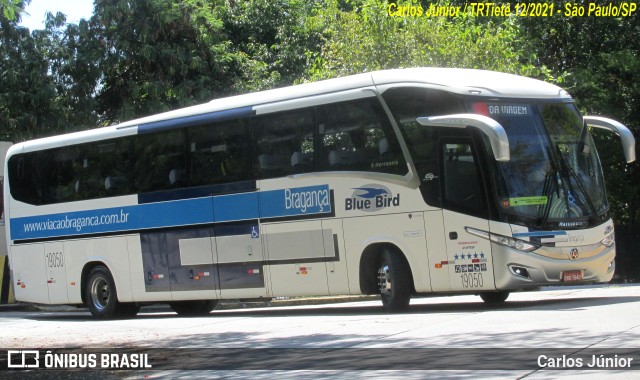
[
  {"xmin": 564, "ymin": 164, "xmax": 599, "ymax": 221},
  {"xmin": 538, "ymin": 148, "xmax": 559, "ymax": 227},
  {"xmin": 553, "ymin": 145, "xmax": 599, "ymax": 222}
]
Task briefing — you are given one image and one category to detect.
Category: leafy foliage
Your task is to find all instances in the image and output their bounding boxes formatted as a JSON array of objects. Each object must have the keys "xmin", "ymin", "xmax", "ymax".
[
  {"xmin": 0, "ymin": 14, "xmax": 59, "ymax": 140},
  {"xmin": 0, "ymin": 0, "xmax": 26, "ymax": 21},
  {"xmin": 93, "ymin": 0, "xmax": 238, "ymax": 123},
  {"xmin": 217, "ymin": 0, "xmax": 322, "ymax": 92},
  {"xmin": 302, "ymin": 0, "xmax": 556, "ymax": 81}
]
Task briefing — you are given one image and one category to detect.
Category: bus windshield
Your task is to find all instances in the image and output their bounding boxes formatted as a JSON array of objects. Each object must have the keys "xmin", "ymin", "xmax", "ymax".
[{"xmin": 474, "ymin": 101, "xmax": 608, "ymax": 229}]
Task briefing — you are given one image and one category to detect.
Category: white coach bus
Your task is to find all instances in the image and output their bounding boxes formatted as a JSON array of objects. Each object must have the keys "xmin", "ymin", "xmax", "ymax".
[{"xmin": 4, "ymin": 68, "xmax": 636, "ymax": 319}]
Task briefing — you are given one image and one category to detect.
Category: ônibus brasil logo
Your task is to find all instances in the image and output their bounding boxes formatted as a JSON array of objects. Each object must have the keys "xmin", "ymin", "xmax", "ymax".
[{"xmin": 345, "ymin": 185, "xmax": 400, "ymax": 212}]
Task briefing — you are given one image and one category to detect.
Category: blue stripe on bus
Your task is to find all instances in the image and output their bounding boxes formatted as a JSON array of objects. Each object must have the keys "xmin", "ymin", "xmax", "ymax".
[
  {"xmin": 10, "ymin": 185, "xmax": 331, "ymax": 241},
  {"xmin": 137, "ymin": 106, "xmax": 255, "ymax": 134}
]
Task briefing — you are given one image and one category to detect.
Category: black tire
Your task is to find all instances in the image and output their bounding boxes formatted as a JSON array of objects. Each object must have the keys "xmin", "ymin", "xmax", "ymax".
[
  {"xmin": 85, "ymin": 265, "xmax": 125, "ymax": 319},
  {"xmin": 480, "ymin": 291, "xmax": 510, "ymax": 304},
  {"xmin": 169, "ymin": 300, "xmax": 218, "ymax": 316},
  {"xmin": 377, "ymin": 248, "xmax": 412, "ymax": 311}
]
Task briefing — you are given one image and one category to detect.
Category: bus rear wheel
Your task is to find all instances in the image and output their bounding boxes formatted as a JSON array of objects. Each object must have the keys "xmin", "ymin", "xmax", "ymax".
[
  {"xmin": 480, "ymin": 291, "xmax": 510, "ymax": 304},
  {"xmin": 169, "ymin": 300, "xmax": 218, "ymax": 316},
  {"xmin": 377, "ymin": 248, "xmax": 411, "ymax": 311},
  {"xmin": 85, "ymin": 265, "xmax": 135, "ymax": 319}
]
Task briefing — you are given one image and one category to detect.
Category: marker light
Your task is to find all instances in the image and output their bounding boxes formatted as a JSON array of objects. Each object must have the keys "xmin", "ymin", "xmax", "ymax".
[{"xmin": 466, "ymin": 227, "xmax": 541, "ymax": 252}]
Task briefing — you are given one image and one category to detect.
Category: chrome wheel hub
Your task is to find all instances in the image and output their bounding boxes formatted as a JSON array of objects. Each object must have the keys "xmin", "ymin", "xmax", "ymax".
[{"xmin": 90, "ymin": 276, "xmax": 110, "ymax": 311}]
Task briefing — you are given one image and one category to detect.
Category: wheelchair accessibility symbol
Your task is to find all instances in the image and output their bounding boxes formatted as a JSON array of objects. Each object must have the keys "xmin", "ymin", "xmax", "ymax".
[{"xmin": 251, "ymin": 226, "xmax": 260, "ymax": 239}]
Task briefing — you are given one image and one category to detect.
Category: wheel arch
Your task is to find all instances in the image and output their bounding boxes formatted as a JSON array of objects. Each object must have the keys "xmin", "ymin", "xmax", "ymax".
[{"xmin": 359, "ymin": 242, "xmax": 415, "ymax": 295}]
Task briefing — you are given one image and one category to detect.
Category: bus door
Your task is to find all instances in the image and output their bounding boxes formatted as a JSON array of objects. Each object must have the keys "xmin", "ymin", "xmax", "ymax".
[{"xmin": 438, "ymin": 140, "xmax": 496, "ymax": 292}]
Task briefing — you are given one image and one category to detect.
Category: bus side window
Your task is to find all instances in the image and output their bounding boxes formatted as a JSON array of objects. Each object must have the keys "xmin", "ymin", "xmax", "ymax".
[
  {"xmin": 45, "ymin": 146, "xmax": 80, "ymax": 203},
  {"xmin": 251, "ymin": 108, "xmax": 315, "ymax": 179},
  {"xmin": 190, "ymin": 124, "xmax": 224, "ymax": 186},
  {"xmin": 190, "ymin": 119, "xmax": 249, "ymax": 185},
  {"xmin": 133, "ymin": 130, "xmax": 186, "ymax": 193},
  {"xmin": 71, "ymin": 139, "xmax": 132, "ymax": 200},
  {"xmin": 101, "ymin": 138, "xmax": 133, "ymax": 195},
  {"xmin": 8, "ymin": 153, "xmax": 44, "ymax": 205},
  {"xmin": 317, "ymin": 98, "xmax": 407, "ymax": 175}
]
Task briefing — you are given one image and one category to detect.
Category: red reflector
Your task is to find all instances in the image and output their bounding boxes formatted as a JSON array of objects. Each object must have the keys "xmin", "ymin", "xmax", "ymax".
[{"xmin": 472, "ymin": 102, "xmax": 489, "ymax": 116}]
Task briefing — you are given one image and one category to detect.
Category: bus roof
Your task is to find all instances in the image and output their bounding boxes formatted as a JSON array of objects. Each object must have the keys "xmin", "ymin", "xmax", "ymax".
[
  {"xmin": 119, "ymin": 68, "xmax": 569, "ymax": 129},
  {"xmin": 9, "ymin": 68, "xmax": 570, "ymax": 154}
]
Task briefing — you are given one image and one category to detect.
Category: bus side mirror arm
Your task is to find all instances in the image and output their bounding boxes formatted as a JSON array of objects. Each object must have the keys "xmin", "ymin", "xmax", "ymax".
[
  {"xmin": 583, "ymin": 116, "xmax": 636, "ymax": 163},
  {"xmin": 416, "ymin": 114, "xmax": 510, "ymax": 162}
]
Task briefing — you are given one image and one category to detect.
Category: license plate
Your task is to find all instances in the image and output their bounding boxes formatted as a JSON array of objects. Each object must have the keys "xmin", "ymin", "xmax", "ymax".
[{"xmin": 562, "ymin": 270, "xmax": 583, "ymax": 282}]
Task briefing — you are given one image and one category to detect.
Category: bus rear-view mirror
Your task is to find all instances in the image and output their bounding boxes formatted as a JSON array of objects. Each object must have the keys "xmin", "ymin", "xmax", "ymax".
[{"xmin": 416, "ymin": 114, "xmax": 510, "ymax": 162}]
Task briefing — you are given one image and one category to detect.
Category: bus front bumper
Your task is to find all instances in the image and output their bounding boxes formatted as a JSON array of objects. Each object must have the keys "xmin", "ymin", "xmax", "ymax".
[{"xmin": 493, "ymin": 243, "xmax": 616, "ymax": 290}]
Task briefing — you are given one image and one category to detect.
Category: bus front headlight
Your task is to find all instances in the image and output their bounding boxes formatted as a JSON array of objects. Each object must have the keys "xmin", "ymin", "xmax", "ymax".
[{"xmin": 466, "ymin": 227, "xmax": 541, "ymax": 252}]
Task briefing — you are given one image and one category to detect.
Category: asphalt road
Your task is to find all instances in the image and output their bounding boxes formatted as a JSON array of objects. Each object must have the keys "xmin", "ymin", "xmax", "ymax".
[{"xmin": 1, "ymin": 284, "xmax": 639, "ymax": 379}]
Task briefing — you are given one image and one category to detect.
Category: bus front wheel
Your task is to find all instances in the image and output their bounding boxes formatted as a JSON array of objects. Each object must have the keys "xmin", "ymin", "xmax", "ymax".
[
  {"xmin": 169, "ymin": 300, "xmax": 218, "ymax": 316},
  {"xmin": 85, "ymin": 265, "xmax": 133, "ymax": 319},
  {"xmin": 377, "ymin": 248, "xmax": 411, "ymax": 311}
]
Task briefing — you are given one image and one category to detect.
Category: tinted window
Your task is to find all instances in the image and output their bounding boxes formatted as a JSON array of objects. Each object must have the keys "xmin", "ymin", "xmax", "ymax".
[
  {"xmin": 133, "ymin": 130, "xmax": 186, "ymax": 193},
  {"xmin": 44, "ymin": 146, "xmax": 79, "ymax": 203},
  {"xmin": 190, "ymin": 119, "xmax": 249, "ymax": 186},
  {"xmin": 317, "ymin": 98, "xmax": 407, "ymax": 175},
  {"xmin": 252, "ymin": 108, "xmax": 315, "ymax": 179},
  {"xmin": 382, "ymin": 87, "xmax": 465, "ymax": 163},
  {"xmin": 9, "ymin": 152, "xmax": 45, "ymax": 205},
  {"xmin": 8, "ymin": 97, "xmax": 410, "ymax": 205},
  {"xmin": 78, "ymin": 139, "xmax": 132, "ymax": 199}
]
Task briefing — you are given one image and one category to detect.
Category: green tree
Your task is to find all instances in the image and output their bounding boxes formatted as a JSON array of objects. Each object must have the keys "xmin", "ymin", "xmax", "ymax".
[
  {"xmin": 302, "ymin": 0, "xmax": 550, "ymax": 81},
  {"xmin": 37, "ymin": 12, "xmax": 102, "ymax": 131},
  {"xmin": 217, "ymin": 0, "xmax": 323, "ymax": 92},
  {"xmin": 0, "ymin": 8, "xmax": 103, "ymax": 141},
  {"xmin": 0, "ymin": 9, "xmax": 61, "ymax": 141},
  {"xmin": 1, "ymin": 0, "xmax": 26, "ymax": 21},
  {"xmin": 92, "ymin": 0, "xmax": 239, "ymax": 123}
]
